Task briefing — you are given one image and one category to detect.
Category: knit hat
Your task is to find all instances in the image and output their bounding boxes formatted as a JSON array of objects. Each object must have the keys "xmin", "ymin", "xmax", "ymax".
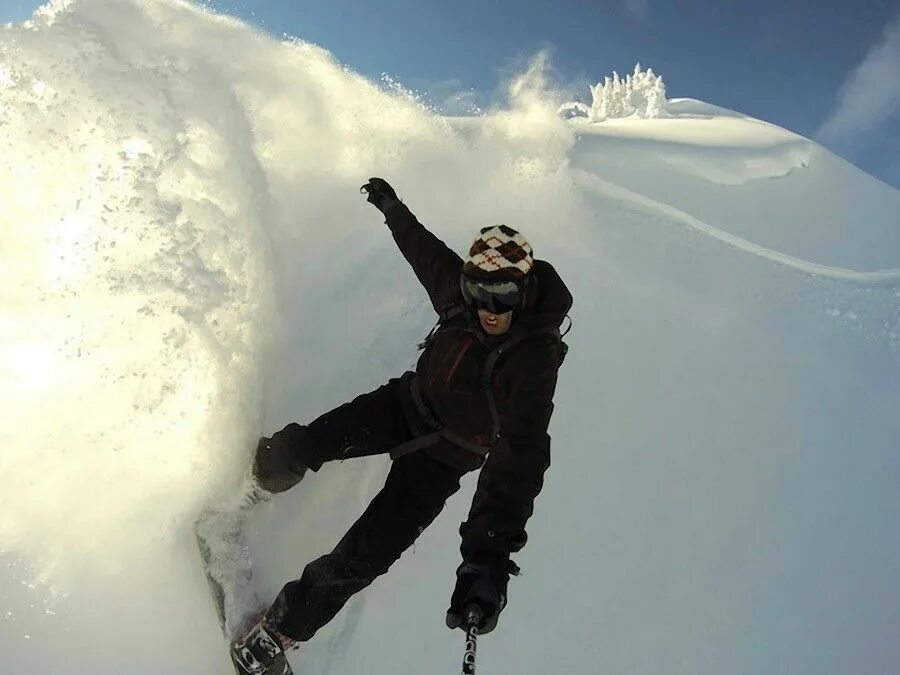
[{"xmin": 463, "ymin": 225, "xmax": 534, "ymax": 280}]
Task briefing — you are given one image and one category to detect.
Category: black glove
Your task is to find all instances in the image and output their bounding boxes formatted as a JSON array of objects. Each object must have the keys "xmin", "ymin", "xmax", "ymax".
[
  {"xmin": 252, "ymin": 424, "xmax": 309, "ymax": 494},
  {"xmin": 446, "ymin": 559, "xmax": 518, "ymax": 634},
  {"xmin": 360, "ymin": 177, "xmax": 400, "ymax": 214}
]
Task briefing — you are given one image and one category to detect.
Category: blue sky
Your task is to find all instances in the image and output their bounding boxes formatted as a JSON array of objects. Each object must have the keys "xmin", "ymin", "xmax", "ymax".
[{"xmin": 3, "ymin": 0, "xmax": 899, "ymax": 189}]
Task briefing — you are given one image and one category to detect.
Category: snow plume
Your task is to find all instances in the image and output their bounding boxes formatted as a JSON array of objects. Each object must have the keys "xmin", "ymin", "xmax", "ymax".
[
  {"xmin": 0, "ymin": 1, "xmax": 581, "ymax": 669},
  {"xmin": 559, "ymin": 63, "xmax": 668, "ymax": 122},
  {"xmin": 484, "ymin": 50, "xmax": 576, "ymax": 189},
  {"xmin": 0, "ymin": 0, "xmax": 280, "ymax": 570},
  {"xmin": 819, "ymin": 13, "xmax": 900, "ymax": 145}
]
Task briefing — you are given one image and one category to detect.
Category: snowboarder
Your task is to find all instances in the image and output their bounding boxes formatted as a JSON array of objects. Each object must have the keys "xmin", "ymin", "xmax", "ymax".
[{"xmin": 250, "ymin": 177, "xmax": 573, "ymax": 653}]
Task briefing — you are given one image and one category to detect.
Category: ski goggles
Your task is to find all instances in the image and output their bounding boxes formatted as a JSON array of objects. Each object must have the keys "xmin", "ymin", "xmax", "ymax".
[{"xmin": 459, "ymin": 275, "xmax": 521, "ymax": 314}]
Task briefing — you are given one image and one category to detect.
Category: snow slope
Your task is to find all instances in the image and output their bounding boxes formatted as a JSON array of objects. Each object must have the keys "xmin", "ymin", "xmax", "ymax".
[{"xmin": 1, "ymin": 2, "xmax": 899, "ymax": 674}]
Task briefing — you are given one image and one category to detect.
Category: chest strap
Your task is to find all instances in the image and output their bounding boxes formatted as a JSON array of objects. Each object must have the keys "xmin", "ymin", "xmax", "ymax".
[{"xmin": 389, "ymin": 375, "xmax": 491, "ymax": 462}]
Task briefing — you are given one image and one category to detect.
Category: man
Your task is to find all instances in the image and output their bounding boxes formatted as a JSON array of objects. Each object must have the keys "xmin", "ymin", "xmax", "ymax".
[{"xmin": 252, "ymin": 177, "xmax": 572, "ymax": 651}]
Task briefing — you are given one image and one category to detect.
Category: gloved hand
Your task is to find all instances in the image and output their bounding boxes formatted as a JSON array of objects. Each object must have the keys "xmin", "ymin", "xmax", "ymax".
[
  {"xmin": 360, "ymin": 177, "xmax": 400, "ymax": 214},
  {"xmin": 446, "ymin": 559, "xmax": 517, "ymax": 635},
  {"xmin": 252, "ymin": 425, "xmax": 309, "ymax": 494}
]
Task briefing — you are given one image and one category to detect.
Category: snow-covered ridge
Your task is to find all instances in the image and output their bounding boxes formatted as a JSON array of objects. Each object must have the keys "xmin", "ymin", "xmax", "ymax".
[
  {"xmin": 571, "ymin": 99, "xmax": 814, "ymax": 187},
  {"xmin": 558, "ymin": 66, "xmax": 816, "ymax": 187},
  {"xmin": 564, "ymin": 98, "xmax": 900, "ymax": 271}
]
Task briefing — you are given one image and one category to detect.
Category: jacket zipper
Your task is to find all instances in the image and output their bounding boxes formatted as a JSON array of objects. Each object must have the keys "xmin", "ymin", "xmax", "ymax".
[{"xmin": 446, "ymin": 336, "xmax": 475, "ymax": 385}]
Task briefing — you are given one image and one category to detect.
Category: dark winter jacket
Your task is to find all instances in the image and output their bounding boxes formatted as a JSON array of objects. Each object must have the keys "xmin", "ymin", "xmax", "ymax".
[{"xmin": 383, "ymin": 202, "xmax": 573, "ymax": 563}]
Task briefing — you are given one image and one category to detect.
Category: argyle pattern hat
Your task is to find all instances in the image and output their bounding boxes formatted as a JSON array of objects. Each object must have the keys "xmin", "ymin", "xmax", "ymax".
[{"xmin": 463, "ymin": 225, "xmax": 534, "ymax": 279}]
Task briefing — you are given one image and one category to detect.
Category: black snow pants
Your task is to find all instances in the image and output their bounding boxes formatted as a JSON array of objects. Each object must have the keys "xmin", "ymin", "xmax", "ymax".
[{"xmin": 266, "ymin": 374, "xmax": 467, "ymax": 642}]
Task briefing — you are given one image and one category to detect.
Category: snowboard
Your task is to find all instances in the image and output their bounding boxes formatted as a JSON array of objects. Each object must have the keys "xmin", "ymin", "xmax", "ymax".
[{"xmin": 195, "ymin": 482, "xmax": 295, "ymax": 675}]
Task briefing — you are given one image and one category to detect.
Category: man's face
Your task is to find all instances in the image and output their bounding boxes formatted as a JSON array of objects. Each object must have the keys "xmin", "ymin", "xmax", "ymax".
[{"xmin": 477, "ymin": 308, "xmax": 513, "ymax": 336}]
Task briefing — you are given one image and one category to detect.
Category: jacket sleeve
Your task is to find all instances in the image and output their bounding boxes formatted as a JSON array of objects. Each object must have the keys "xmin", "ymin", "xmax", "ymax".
[
  {"xmin": 383, "ymin": 202, "xmax": 463, "ymax": 313},
  {"xmin": 459, "ymin": 337, "xmax": 561, "ymax": 562}
]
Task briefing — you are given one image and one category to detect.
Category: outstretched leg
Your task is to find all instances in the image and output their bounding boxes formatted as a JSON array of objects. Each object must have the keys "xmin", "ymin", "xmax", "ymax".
[
  {"xmin": 266, "ymin": 451, "xmax": 465, "ymax": 641},
  {"xmin": 254, "ymin": 374, "xmax": 417, "ymax": 492}
]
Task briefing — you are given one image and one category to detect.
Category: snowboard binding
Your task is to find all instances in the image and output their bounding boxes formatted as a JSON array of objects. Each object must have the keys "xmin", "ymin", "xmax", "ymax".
[{"xmin": 230, "ymin": 616, "xmax": 294, "ymax": 675}]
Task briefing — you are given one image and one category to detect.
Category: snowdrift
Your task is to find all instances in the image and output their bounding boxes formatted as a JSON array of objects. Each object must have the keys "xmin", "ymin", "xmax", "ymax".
[{"xmin": 2, "ymin": 2, "xmax": 899, "ymax": 674}]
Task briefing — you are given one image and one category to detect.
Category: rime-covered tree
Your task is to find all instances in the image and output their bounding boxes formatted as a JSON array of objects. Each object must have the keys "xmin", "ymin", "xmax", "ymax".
[{"xmin": 559, "ymin": 64, "xmax": 669, "ymax": 122}]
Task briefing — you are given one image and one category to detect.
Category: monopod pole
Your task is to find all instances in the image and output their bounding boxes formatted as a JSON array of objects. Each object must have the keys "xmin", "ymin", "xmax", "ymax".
[{"xmin": 460, "ymin": 608, "xmax": 482, "ymax": 675}]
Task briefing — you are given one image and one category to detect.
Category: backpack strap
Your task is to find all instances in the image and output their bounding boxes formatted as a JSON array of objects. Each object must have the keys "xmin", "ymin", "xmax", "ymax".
[
  {"xmin": 392, "ymin": 375, "xmax": 490, "ymax": 464},
  {"xmin": 482, "ymin": 327, "xmax": 565, "ymax": 443},
  {"xmin": 481, "ymin": 328, "xmax": 563, "ymax": 388},
  {"xmin": 417, "ymin": 303, "xmax": 468, "ymax": 350}
]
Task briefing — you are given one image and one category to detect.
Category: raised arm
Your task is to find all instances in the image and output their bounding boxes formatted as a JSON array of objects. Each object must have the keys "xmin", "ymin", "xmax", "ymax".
[{"xmin": 361, "ymin": 177, "xmax": 462, "ymax": 313}]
